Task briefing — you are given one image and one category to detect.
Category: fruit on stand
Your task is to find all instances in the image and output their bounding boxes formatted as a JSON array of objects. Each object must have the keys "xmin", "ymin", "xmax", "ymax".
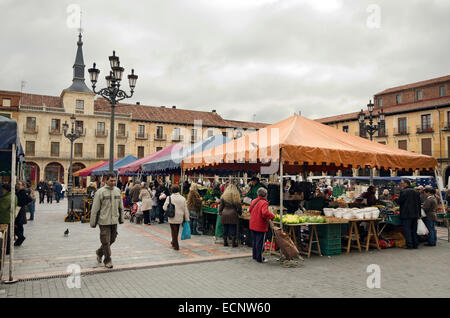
[{"xmin": 273, "ymin": 214, "xmax": 326, "ymax": 224}]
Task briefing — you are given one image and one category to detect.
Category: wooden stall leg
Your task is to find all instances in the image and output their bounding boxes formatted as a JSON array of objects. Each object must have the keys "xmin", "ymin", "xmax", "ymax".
[
  {"xmin": 354, "ymin": 222, "xmax": 362, "ymax": 252},
  {"xmin": 371, "ymin": 221, "xmax": 381, "ymax": 251},
  {"xmin": 346, "ymin": 221, "xmax": 354, "ymax": 254},
  {"xmin": 365, "ymin": 221, "xmax": 373, "ymax": 252},
  {"xmin": 313, "ymin": 225, "xmax": 322, "ymax": 256}
]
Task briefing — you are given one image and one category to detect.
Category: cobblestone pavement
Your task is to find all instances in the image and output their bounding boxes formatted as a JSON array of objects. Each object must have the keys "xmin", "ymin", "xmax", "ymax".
[
  {"xmin": 1, "ymin": 198, "xmax": 250, "ymax": 280},
  {"xmin": 1, "ymin": 240, "xmax": 450, "ymax": 298}
]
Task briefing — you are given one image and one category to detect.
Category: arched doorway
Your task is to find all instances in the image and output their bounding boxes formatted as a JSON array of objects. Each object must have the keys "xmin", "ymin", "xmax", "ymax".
[
  {"xmin": 24, "ymin": 162, "xmax": 40, "ymax": 187},
  {"xmin": 45, "ymin": 162, "xmax": 64, "ymax": 183},
  {"xmin": 72, "ymin": 162, "xmax": 86, "ymax": 188}
]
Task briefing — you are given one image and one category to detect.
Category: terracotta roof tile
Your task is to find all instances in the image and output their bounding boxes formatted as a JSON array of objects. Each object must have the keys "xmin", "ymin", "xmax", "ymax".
[
  {"xmin": 316, "ymin": 96, "xmax": 450, "ymax": 124},
  {"xmin": 375, "ymin": 74, "xmax": 450, "ymax": 96},
  {"xmin": 18, "ymin": 91, "xmax": 63, "ymax": 108},
  {"xmin": 223, "ymin": 119, "xmax": 268, "ymax": 129}
]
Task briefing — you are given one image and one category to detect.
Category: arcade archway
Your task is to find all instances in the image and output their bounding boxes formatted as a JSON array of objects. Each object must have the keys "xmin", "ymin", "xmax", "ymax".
[{"xmin": 44, "ymin": 162, "xmax": 64, "ymax": 183}]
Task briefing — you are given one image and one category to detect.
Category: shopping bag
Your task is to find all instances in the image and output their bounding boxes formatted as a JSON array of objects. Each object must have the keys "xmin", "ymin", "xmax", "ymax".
[
  {"xmin": 181, "ymin": 222, "xmax": 191, "ymax": 240},
  {"xmin": 417, "ymin": 219, "xmax": 429, "ymax": 236}
]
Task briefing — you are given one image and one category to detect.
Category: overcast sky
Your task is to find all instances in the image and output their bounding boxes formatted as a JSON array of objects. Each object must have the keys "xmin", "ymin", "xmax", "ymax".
[{"xmin": 1, "ymin": 0, "xmax": 449, "ymax": 124}]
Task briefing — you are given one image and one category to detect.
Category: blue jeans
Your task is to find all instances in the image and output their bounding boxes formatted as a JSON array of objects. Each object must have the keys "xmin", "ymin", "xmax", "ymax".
[
  {"xmin": 29, "ymin": 200, "xmax": 36, "ymax": 220},
  {"xmin": 401, "ymin": 218, "xmax": 418, "ymax": 248},
  {"xmin": 55, "ymin": 191, "xmax": 60, "ymax": 203},
  {"xmin": 422, "ymin": 219, "xmax": 436, "ymax": 245},
  {"xmin": 150, "ymin": 206, "xmax": 157, "ymax": 221}
]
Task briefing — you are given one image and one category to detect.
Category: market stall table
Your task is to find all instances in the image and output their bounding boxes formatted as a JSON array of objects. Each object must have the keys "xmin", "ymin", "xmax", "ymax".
[{"xmin": 344, "ymin": 218, "xmax": 381, "ymax": 253}]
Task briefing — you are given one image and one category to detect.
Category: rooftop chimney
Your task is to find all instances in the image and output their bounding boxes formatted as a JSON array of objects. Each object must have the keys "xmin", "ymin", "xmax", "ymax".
[
  {"xmin": 136, "ymin": 102, "xmax": 140, "ymax": 105},
  {"xmin": 172, "ymin": 105, "xmax": 176, "ymax": 109},
  {"xmin": 161, "ymin": 106, "xmax": 165, "ymax": 108},
  {"xmin": 212, "ymin": 109, "xmax": 216, "ymax": 113}
]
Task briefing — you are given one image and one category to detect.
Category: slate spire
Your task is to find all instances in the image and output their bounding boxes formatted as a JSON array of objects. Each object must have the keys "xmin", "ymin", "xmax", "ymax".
[{"xmin": 66, "ymin": 32, "xmax": 93, "ymax": 93}]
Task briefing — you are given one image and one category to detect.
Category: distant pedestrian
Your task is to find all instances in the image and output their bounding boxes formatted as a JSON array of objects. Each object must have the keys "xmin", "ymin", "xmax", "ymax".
[
  {"xmin": 396, "ymin": 179, "xmax": 421, "ymax": 249},
  {"xmin": 139, "ymin": 182, "xmax": 153, "ymax": 225},
  {"xmin": 129, "ymin": 182, "xmax": 141, "ymax": 204},
  {"xmin": 117, "ymin": 179, "xmax": 123, "ymax": 192},
  {"xmin": 87, "ymin": 182, "xmax": 97, "ymax": 198},
  {"xmin": 54, "ymin": 181, "xmax": 62, "ymax": 203},
  {"xmin": 15, "ymin": 181, "xmax": 32, "ymax": 246},
  {"xmin": 27, "ymin": 183, "xmax": 36, "ymax": 221},
  {"xmin": 219, "ymin": 184, "xmax": 242, "ymax": 246},
  {"xmin": 37, "ymin": 179, "xmax": 47, "ymax": 204},
  {"xmin": 46, "ymin": 181, "xmax": 54, "ymax": 204},
  {"xmin": 90, "ymin": 172, "xmax": 124, "ymax": 269},
  {"xmin": 422, "ymin": 188, "xmax": 438, "ymax": 247},
  {"xmin": 249, "ymin": 187, "xmax": 275, "ymax": 263},
  {"xmin": 150, "ymin": 184, "xmax": 158, "ymax": 223},
  {"xmin": 156, "ymin": 183, "xmax": 170, "ymax": 224},
  {"xmin": 61, "ymin": 183, "xmax": 66, "ymax": 199},
  {"xmin": 187, "ymin": 183, "xmax": 202, "ymax": 235},
  {"xmin": 163, "ymin": 184, "xmax": 189, "ymax": 251}
]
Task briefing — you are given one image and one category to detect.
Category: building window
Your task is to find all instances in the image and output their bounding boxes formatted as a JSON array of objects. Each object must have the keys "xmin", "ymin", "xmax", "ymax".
[
  {"xmin": 207, "ymin": 129, "xmax": 214, "ymax": 138},
  {"xmin": 51, "ymin": 119, "xmax": 60, "ymax": 132},
  {"xmin": 156, "ymin": 147, "xmax": 163, "ymax": 152},
  {"xmin": 25, "ymin": 141, "xmax": 35, "ymax": 156},
  {"xmin": 74, "ymin": 143, "xmax": 83, "ymax": 157},
  {"xmin": 26, "ymin": 117, "xmax": 36, "ymax": 129},
  {"xmin": 117, "ymin": 145, "xmax": 125, "ymax": 158},
  {"xmin": 156, "ymin": 126, "xmax": 163, "ymax": 138},
  {"xmin": 440, "ymin": 86, "xmax": 446, "ymax": 97},
  {"xmin": 191, "ymin": 129, "xmax": 197, "ymax": 142},
  {"xmin": 421, "ymin": 114, "xmax": 431, "ymax": 130},
  {"xmin": 173, "ymin": 127, "xmax": 181, "ymax": 139},
  {"xmin": 417, "ymin": 90, "xmax": 423, "ymax": 101},
  {"xmin": 97, "ymin": 122, "xmax": 105, "ymax": 133},
  {"xmin": 76, "ymin": 100, "xmax": 84, "ymax": 112},
  {"xmin": 396, "ymin": 94, "xmax": 402, "ymax": 104},
  {"xmin": 222, "ymin": 132, "xmax": 227, "ymax": 137},
  {"xmin": 118, "ymin": 123, "xmax": 126, "ymax": 136},
  {"xmin": 421, "ymin": 138, "xmax": 432, "ymax": 156},
  {"xmin": 342, "ymin": 126, "xmax": 349, "ymax": 133},
  {"xmin": 75, "ymin": 120, "xmax": 84, "ymax": 134},
  {"xmin": 378, "ymin": 98, "xmax": 383, "ymax": 107},
  {"xmin": 398, "ymin": 140, "xmax": 407, "ymax": 150},
  {"xmin": 138, "ymin": 125, "xmax": 145, "ymax": 137},
  {"xmin": 137, "ymin": 146, "xmax": 144, "ymax": 159},
  {"xmin": 398, "ymin": 117, "xmax": 407, "ymax": 134},
  {"xmin": 2, "ymin": 98, "xmax": 11, "ymax": 107},
  {"xmin": 51, "ymin": 142, "xmax": 60, "ymax": 156},
  {"xmin": 97, "ymin": 144, "xmax": 104, "ymax": 158}
]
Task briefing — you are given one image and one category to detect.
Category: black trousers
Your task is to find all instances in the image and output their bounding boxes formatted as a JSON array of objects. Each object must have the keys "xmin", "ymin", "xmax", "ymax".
[
  {"xmin": 402, "ymin": 218, "xmax": 418, "ymax": 248},
  {"xmin": 15, "ymin": 223, "xmax": 25, "ymax": 243},
  {"xmin": 158, "ymin": 206, "xmax": 165, "ymax": 223},
  {"xmin": 251, "ymin": 230, "xmax": 266, "ymax": 262},
  {"xmin": 47, "ymin": 194, "xmax": 53, "ymax": 204},
  {"xmin": 223, "ymin": 224, "xmax": 237, "ymax": 239},
  {"xmin": 39, "ymin": 191, "xmax": 45, "ymax": 204},
  {"xmin": 143, "ymin": 210, "xmax": 150, "ymax": 224},
  {"xmin": 170, "ymin": 223, "xmax": 181, "ymax": 250}
]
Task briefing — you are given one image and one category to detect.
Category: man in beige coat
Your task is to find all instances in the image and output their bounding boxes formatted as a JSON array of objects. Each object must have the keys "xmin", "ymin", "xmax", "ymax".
[
  {"xmin": 90, "ymin": 172, "xmax": 124, "ymax": 268},
  {"xmin": 163, "ymin": 185, "xmax": 190, "ymax": 250}
]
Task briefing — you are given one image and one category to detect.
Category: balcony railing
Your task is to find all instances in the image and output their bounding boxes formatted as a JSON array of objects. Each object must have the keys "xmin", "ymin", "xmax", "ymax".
[
  {"xmin": 135, "ymin": 132, "xmax": 148, "ymax": 140},
  {"xmin": 154, "ymin": 133, "xmax": 167, "ymax": 141},
  {"xmin": 95, "ymin": 129, "xmax": 108, "ymax": 137},
  {"xmin": 191, "ymin": 136, "xmax": 199, "ymax": 143},
  {"xmin": 24, "ymin": 125, "xmax": 38, "ymax": 134},
  {"xmin": 375, "ymin": 129, "xmax": 388, "ymax": 137},
  {"xmin": 77, "ymin": 128, "xmax": 87, "ymax": 137},
  {"xmin": 48, "ymin": 126, "xmax": 62, "ymax": 135},
  {"xmin": 172, "ymin": 135, "xmax": 184, "ymax": 142},
  {"xmin": 116, "ymin": 130, "xmax": 129, "ymax": 138},
  {"xmin": 393, "ymin": 128, "xmax": 409, "ymax": 136},
  {"xmin": 354, "ymin": 132, "xmax": 367, "ymax": 138},
  {"xmin": 416, "ymin": 125, "xmax": 434, "ymax": 134}
]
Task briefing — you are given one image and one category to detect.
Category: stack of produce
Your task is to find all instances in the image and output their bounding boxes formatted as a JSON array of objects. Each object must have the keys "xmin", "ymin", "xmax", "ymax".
[{"xmin": 274, "ymin": 214, "xmax": 326, "ymax": 224}]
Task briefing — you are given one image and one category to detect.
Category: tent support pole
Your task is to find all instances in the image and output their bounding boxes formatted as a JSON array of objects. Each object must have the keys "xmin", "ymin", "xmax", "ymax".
[
  {"xmin": 279, "ymin": 148, "xmax": 283, "ymax": 231},
  {"xmin": 180, "ymin": 169, "xmax": 185, "ymax": 194},
  {"xmin": 434, "ymin": 169, "xmax": 449, "ymax": 242},
  {"xmin": 6, "ymin": 143, "xmax": 17, "ymax": 283}
]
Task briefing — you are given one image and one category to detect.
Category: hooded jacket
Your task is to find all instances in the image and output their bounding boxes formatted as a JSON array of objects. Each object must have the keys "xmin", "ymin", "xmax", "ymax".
[{"xmin": 90, "ymin": 185, "xmax": 124, "ymax": 227}]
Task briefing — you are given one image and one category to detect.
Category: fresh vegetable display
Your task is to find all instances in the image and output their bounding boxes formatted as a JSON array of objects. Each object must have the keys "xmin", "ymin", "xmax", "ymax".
[{"xmin": 274, "ymin": 214, "xmax": 326, "ymax": 224}]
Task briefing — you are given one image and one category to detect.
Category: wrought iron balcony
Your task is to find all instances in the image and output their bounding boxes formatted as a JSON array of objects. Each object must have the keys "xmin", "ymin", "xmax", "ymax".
[
  {"xmin": 374, "ymin": 129, "xmax": 388, "ymax": 137},
  {"xmin": 172, "ymin": 135, "xmax": 184, "ymax": 142},
  {"xmin": 95, "ymin": 129, "xmax": 108, "ymax": 137},
  {"xmin": 116, "ymin": 130, "xmax": 129, "ymax": 138},
  {"xmin": 416, "ymin": 125, "xmax": 434, "ymax": 134},
  {"xmin": 154, "ymin": 133, "xmax": 167, "ymax": 141},
  {"xmin": 24, "ymin": 125, "xmax": 38, "ymax": 134},
  {"xmin": 48, "ymin": 126, "xmax": 62, "ymax": 135},
  {"xmin": 135, "ymin": 132, "xmax": 148, "ymax": 140},
  {"xmin": 442, "ymin": 122, "xmax": 450, "ymax": 131},
  {"xmin": 393, "ymin": 128, "xmax": 409, "ymax": 136}
]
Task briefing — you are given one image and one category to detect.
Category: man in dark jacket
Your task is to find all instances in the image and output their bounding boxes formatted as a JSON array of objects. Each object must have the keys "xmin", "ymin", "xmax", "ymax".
[
  {"xmin": 155, "ymin": 183, "xmax": 170, "ymax": 224},
  {"xmin": 15, "ymin": 181, "xmax": 32, "ymax": 246},
  {"xmin": 396, "ymin": 179, "xmax": 421, "ymax": 249},
  {"xmin": 37, "ymin": 179, "xmax": 47, "ymax": 204},
  {"xmin": 53, "ymin": 181, "xmax": 62, "ymax": 203},
  {"xmin": 129, "ymin": 182, "xmax": 141, "ymax": 204}
]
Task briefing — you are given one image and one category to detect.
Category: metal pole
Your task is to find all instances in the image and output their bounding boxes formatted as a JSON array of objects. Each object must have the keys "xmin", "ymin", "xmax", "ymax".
[
  {"xmin": 68, "ymin": 139, "xmax": 74, "ymax": 216},
  {"xmin": 109, "ymin": 100, "xmax": 116, "ymax": 173},
  {"xmin": 434, "ymin": 169, "xmax": 449, "ymax": 242},
  {"xmin": 7, "ymin": 143, "xmax": 17, "ymax": 283},
  {"xmin": 279, "ymin": 148, "xmax": 283, "ymax": 231}
]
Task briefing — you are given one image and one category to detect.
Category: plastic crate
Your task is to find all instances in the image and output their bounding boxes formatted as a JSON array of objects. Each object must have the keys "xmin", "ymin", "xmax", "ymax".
[
  {"xmin": 318, "ymin": 224, "xmax": 341, "ymax": 240},
  {"xmin": 321, "ymin": 248, "xmax": 342, "ymax": 256},
  {"xmin": 385, "ymin": 214, "xmax": 402, "ymax": 226},
  {"xmin": 202, "ymin": 206, "xmax": 218, "ymax": 214}
]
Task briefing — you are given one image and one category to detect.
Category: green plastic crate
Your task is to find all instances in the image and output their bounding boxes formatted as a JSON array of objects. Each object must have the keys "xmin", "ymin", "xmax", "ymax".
[
  {"xmin": 319, "ymin": 237, "xmax": 342, "ymax": 256},
  {"xmin": 385, "ymin": 214, "xmax": 402, "ymax": 226},
  {"xmin": 320, "ymin": 248, "xmax": 342, "ymax": 256},
  {"xmin": 318, "ymin": 224, "xmax": 341, "ymax": 240},
  {"xmin": 202, "ymin": 206, "xmax": 218, "ymax": 214}
]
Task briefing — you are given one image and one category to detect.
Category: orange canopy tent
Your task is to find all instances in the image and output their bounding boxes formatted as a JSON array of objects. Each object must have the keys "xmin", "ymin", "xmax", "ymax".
[
  {"xmin": 181, "ymin": 114, "xmax": 437, "ymax": 173},
  {"xmin": 72, "ymin": 161, "xmax": 106, "ymax": 177}
]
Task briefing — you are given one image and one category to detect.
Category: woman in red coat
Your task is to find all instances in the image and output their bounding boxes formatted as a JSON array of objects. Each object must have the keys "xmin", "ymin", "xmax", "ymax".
[{"xmin": 249, "ymin": 187, "xmax": 275, "ymax": 263}]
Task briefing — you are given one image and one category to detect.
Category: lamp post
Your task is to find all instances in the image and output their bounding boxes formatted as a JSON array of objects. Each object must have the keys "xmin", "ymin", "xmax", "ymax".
[
  {"xmin": 63, "ymin": 114, "xmax": 82, "ymax": 220},
  {"xmin": 88, "ymin": 51, "xmax": 138, "ymax": 173},
  {"xmin": 358, "ymin": 100, "xmax": 385, "ymax": 185}
]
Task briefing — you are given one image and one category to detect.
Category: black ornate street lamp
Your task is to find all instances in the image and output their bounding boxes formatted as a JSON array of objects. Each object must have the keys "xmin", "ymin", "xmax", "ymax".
[
  {"xmin": 88, "ymin": 51, "xmax": 138, "ymax": 173},
  {"xmin": 358, "ymin": 100, "xmax": 385, "ymax": 185},
  {"xmin": 63, "ymin": 114, "xmax": 82, "ymax": 220}
]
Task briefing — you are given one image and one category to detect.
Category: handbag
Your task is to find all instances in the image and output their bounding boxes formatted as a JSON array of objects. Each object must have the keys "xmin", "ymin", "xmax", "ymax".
[
  {"xmin": 164, "ymin": 196, "xmax": 176, "ymax": 218},
  {"xmin": 181, "ymin": 221, "xmax": 191, "ymax": 240}
]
